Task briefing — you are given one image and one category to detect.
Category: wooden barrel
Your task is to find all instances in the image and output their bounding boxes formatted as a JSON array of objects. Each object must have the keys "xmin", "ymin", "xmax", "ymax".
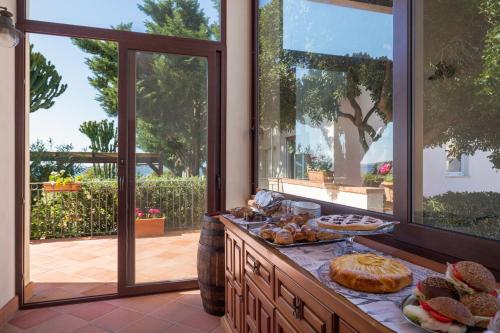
[{"xmin": 197, "ymin": 213, "xmax": 225, "ymax": 316}]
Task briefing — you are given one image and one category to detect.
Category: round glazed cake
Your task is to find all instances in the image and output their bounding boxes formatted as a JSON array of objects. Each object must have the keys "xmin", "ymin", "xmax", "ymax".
[{"xmin": 330, "ymin": 253, "xmax": 413, "ymax": 293}]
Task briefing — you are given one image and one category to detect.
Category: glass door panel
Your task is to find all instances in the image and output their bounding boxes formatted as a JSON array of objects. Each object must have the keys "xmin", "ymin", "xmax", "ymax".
[{"xmin": 132, "ymin": 51, "xmax": 208, "ymax": 284}]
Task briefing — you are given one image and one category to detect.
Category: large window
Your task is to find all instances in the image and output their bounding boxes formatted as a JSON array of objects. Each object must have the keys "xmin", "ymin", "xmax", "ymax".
[
  {"xmin": 413, "ymin": 0, "xmax": 500, "ymax": 242},
  {"xmin": 27, "ymin": 0, "xmax": 221, "ymax": 41},
  {"xmin": 257, "ymin": 0, "xmax": 394, "ymax": 213}
]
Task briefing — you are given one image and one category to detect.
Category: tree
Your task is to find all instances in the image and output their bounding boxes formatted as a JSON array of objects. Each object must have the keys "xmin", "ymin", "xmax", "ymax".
[
  {"xmin": 79, "ymin": 120, "xmax": 118, "ymax": 178},
  {"xmin": 421, "ymin": 0, "xmax": 500, "ymax": 169},
  {"xmin": 73, "ymin": 1, "xmax": 219, "ymax": 176},
  {"xmin": 30, "ymin": 44, "xmax": 67, "ymax": 113}
]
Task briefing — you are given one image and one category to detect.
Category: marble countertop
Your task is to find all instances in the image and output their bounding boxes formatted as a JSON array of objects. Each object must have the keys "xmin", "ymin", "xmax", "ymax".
[{"xmin": 223, "ymin": 214, "xmax": 431, "ymax": 332}]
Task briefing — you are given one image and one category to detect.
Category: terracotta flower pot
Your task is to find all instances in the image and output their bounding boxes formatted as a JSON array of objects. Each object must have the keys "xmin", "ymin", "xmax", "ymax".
[
  {"xmin": 381, "ymin": 181, "xmax": 394, "ymax": 203},
  {"xmin": 135, "ymin": 217, "xmax": 166, "ymax": 238},
  {"xmin": 43, "ymin": 182, "xmax": 81, "ymax": 192},
  {"xmin": 307, "ymin": 170, "xmax": 334, "ymax": 183}
]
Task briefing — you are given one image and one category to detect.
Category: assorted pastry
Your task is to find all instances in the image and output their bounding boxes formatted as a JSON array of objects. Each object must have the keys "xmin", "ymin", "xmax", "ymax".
[
  {"xmin": 256, "ymin": 218, "xmax": 343, "ymax": 245},
  {"xmin": 329, "ymin": 253, "xmax": 413, "ymax": 293},
  {"xmin": 404, "ymin": 261, "xmax": 500, "ymax": 332},
  {"xmin": 316, "ymin": 214, "xmax": 386, "ymax": 231},
  {"xmin": 229, "ymin": 207, "xmax": 268, "ymax": 222}
]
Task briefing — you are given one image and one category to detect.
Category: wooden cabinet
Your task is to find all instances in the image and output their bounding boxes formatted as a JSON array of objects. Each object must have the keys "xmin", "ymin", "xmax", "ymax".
[
  {"xmin": 275, "ymin": 268, "xmax": 333, "ymax": 333},
  {"xmin": 221, "ymin": 218, "xmax": 390, "ymax": 333},
  {"xmin": 226, "ymin": 277, "xmax": 244, "ymax": 332},
  {"xmin": 226, "ymin": 230, "xmax": 244, "ymax": 291},
  {"xmin": 244, "ymin": 244, "xmax": 274, "ymax": 299},
  {"xmin": 244, "ymin": 277, "xmax": 274, "ymax": 333},
  {"xmin": 275, "ymin": 310, "xmax": 299, "ymax": 333},
  {"xmin": 338, "ymin": 320, "xmax": 358, "ymax": 333}
]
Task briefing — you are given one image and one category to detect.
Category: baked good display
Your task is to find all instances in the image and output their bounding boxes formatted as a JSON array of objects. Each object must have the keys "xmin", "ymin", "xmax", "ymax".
[
  {"xmin": 316, "ymin": 231, "xmax": 343, "ymax": 241},
  {"xmin": 278, "ymin": 213, "xmax": 312, "ymax": 227},
  {"xmin": 403, "ymin": 297, "xmax": 473, "ymax": 333},
  {"xmin": 317, "ymin": 214, "xmax": 384, "ymax": 231},
  {"xmin": 445, "ymin": 261, "xmax": 497, "ymax": 295},
  {"xmin": 329, "ymin": 253, "xmax": 412, "ymax": 293},
  {"xmin": 274, "ymin": 229, "xmax": 294, "ymax": 245},
  {"xmin": 229, "ymin": 206, "xmax": 252, "ymax": 219},
  {"xmin": 413, "ymin": 276, "xmax": 460, "ymax": 301},
  {"xmin": 293, "ymin": 230, "xmax": 306, "ymax": 242},
  {"xmin": 259, "ymin": 227, "xmax": 275, "ymax": 241},
  {"xmin": 461, "ymin": 293, "xmax": 500, "ymax": 328}
]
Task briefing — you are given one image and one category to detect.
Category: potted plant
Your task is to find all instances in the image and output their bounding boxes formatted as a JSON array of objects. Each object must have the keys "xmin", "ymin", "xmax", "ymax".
[
  {"xmin": 379, "ymin": 163, "xmax": 394, "ymax": 203},
  {"xmin": 306, "ymin": 154, "xmax": 334, "ymax": 183},
  {"xmin": 43, "ymin": 170, "xmax": 82, "ymax": 192},
  {"xmin": 135, "ymin": 207, "xmax": 166, "ymax": 238}
]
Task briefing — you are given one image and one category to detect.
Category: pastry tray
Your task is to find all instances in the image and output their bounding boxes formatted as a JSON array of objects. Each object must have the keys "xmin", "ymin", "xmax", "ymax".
[{"xmin": 248, "ymin": 225, "xmax": 346, "ymax": 248}]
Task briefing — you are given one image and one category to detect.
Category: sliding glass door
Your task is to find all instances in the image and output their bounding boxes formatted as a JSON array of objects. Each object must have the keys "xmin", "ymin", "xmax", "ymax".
[{"xmin": 131, "ymin": 50, "xmax": 208, "ymax": 285}]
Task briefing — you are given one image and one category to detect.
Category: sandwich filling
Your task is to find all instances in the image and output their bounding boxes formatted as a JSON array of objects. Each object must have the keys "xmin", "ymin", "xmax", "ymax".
[{"xmin": 403, "ymin": 305, "xmax": 466, "ymax": 333}]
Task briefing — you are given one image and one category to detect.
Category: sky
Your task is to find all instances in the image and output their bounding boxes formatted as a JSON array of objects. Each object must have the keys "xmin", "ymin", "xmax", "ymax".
[{"xmin": 29, "ymin": 0, "xmax": 392, "ymax": 166}]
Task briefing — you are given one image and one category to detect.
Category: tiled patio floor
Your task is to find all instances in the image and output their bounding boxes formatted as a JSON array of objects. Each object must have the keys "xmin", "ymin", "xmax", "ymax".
[
  {"xmin": 3, "ymin": 290, "xmax": 223, "ymax": 333},
  {"xmin": 27, "ymin": 230, "xmax": 200, "ymax": 303}
]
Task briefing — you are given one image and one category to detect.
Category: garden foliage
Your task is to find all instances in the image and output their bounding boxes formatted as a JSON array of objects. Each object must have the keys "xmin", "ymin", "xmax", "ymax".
[{"xmin": 30, "ymin": 177, "xmax": 206, "ymax": 240}]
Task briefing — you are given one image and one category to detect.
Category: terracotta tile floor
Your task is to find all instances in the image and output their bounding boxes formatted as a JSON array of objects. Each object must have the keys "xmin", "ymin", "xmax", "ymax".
[
  {"xmin": 2, "ymin": 290, "xmax": 224, "ymax": 333},
  {"xmin": 27, "ymin": 230, "xmax": 200, "ymax": 303}
]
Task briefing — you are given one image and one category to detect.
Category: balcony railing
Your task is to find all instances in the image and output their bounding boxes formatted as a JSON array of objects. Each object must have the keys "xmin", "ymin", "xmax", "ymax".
[{"xmin": 30, "ymin": 178, "xmax": 207, "ymax": 240}]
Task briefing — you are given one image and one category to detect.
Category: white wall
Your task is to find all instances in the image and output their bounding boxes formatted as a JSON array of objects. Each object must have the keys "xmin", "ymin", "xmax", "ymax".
[
  {"xmin": 225, "ymin": 0, "xmax": 251, "ymax": 208},
  {"xmin": 423, "ymin": 147, "xmax": 500, "ymax": 197},
  {"xmin": 0, "ymin": 0, "xmax": 17, "ymax": 309}
]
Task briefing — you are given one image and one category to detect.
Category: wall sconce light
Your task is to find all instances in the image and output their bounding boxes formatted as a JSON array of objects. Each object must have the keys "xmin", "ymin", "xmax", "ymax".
[{"xmin": 0, "ymin": 6, "xmax": 22, "ymax": 48}]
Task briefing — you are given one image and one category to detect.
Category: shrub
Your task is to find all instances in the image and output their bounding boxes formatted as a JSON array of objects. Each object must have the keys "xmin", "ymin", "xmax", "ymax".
[
  {"xmin": 362, "ymin": 174, "xmax": 386, "ymax": 187},
  {"xmin": 30, "ymin": 177, "xmax": 206, "ymax": 240},
  {"xmin": 422, "ymin": 191, "xmax": 500, "ymax": 240}
]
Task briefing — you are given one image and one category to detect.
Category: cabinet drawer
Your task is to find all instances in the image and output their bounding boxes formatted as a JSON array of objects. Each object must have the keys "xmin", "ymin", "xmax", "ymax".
[
  {"xmin": 275, "ymin": 269, "xmax": 333, "ymax": 333},
  {"xmin": 244, "ymin": 277, "xmax": 274, "ymax": 333},
  {"xmin": 244, "ymin": 245, "xmax": 274, "ymax": 299}
]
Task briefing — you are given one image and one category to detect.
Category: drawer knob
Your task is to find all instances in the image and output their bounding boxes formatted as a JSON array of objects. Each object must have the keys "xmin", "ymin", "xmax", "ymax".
[
  {"xmin": 252, "ymin": 260, "xmax": 261, "ymax": 276},
  {"xmin": 293, "ymin": 296, "xmax": 303, "ymax": 320}
]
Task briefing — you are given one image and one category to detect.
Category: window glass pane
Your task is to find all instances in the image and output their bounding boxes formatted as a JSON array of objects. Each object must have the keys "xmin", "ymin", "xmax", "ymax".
[
  {"xmin": 413, "ymin": 0, "xmax": 500, "ymax": 241},
  {"xmin": 28, "ymin": 33, "xmax": 118, "ymax": 303},
  {"xmin": 257, "ymin": 0, "xmax": 394, "ymax": 214},
  {"xmin": 28, "ymin": 0, "xmax": 221, "ymax": 41},
  {"xmin": 133, "ymin": 51, "xmax": 208, "ymax": 284}
]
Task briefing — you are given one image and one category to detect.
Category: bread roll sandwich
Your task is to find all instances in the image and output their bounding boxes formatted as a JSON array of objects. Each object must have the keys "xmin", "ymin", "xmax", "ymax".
[
  {"xmin": 413, "ymin": 276, "xmax": 460, "ymax": 301},
  {"xmin": 461, "ymin": 293, "xmax": 500, "ymax": 328},
  {"xmin": 403, "ymin": 297, "xmax": 473, "ymax": 333},
  {"xmin": 445, "ymin": 261, "xmax": 497, "ymax": 296}
]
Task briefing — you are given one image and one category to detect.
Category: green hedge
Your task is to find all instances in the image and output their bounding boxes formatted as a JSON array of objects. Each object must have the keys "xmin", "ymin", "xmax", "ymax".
[
  {"xmin": 422, "ymin": 191, "xmax": 500, "ymax": 240},
  {"xmin": 30, "ymin": 177, "xmax": 206, "ymax": 240}
]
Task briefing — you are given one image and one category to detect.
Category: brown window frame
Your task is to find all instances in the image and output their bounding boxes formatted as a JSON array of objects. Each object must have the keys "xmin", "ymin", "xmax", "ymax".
[
  {"xmin": 15, "ymin": 0, "xmax": 227, "ymax": 308},
  {"xmin": 251, "ymin": 0, "xmax": 500, "ymax": 276}
]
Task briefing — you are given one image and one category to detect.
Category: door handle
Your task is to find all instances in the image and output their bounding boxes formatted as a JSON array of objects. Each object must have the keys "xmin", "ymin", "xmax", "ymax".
[
  {"xmin": 119, "ymin": 176, "xmax": 125, "ymax": 192},
  {"xmin": 293, "ymin": 296, "xmax": 303, "ymax": 320}
]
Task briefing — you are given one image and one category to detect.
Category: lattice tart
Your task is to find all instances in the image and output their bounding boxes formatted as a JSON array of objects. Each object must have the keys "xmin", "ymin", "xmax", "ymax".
[
  {"xmin": 330, "ymin": 253, "xmax": 413, "ymax": 293},
  {"xmin": 317, "ymin": 214, "xmax": 384, "ymax": 231}
]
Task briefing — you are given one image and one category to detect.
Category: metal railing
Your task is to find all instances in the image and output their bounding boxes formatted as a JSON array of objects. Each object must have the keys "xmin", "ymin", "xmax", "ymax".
[{"xmin": 30, "ymin": 178, "xmax": 207, "ymax": 240}]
